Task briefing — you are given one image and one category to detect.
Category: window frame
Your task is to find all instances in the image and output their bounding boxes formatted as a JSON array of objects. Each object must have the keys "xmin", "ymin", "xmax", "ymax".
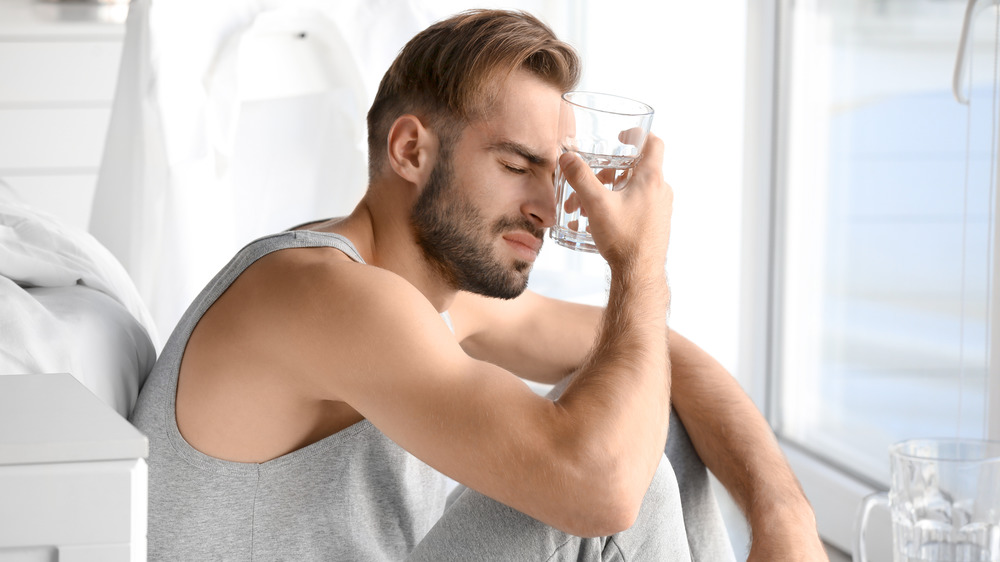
[{"xmin": 741, "ymin": 0, "xmax": 1000, "ymax": 553}]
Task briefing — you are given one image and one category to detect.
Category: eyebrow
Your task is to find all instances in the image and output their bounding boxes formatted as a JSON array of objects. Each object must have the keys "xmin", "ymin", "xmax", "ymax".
[{"xmin": 487, "ymin": 140, "xmax": 552, "ymax": 167}]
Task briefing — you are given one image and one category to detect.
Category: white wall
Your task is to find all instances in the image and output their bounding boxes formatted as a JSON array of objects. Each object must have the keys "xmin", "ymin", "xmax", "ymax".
[
  {"xmin": 430, "ymin": 1, "xmax": 748, "ymax": 373},
  {"xmin": 575, "ymin": 3, "xmax": 748, "ymax": 373}
]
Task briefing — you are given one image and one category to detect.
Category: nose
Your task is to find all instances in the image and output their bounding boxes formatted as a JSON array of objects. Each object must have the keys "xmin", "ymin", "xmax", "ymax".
[{"xmin": 522, "ymin": 174, "xmax": 557, "ymax": 229}]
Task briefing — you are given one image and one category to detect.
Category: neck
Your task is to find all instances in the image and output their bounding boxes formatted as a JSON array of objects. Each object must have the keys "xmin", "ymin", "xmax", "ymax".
[{"xmin": 318, "ymin": 180, "xmax": 459, "ymax": 313}]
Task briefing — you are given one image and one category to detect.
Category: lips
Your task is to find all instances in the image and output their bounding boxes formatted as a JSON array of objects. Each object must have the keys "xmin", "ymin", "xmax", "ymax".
[{"xmin": 502, "ymin": 231, "xmax": 543, "ymax": 257}]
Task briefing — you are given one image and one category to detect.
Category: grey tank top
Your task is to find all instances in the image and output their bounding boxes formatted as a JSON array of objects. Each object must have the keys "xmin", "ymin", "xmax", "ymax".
[{"xmin": 130, "ymin": 231, "xmax": 449, "ymax": 561}]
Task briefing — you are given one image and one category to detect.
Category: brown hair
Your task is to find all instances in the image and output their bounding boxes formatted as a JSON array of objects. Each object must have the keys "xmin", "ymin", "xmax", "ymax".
[{"xmin": 366, "ymin": 9, "xmax": 581, "ymax": 179}]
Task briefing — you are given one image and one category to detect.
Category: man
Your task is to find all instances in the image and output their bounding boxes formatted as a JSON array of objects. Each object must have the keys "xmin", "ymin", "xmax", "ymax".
[{"xmin": 131, "ymin": 9, "xmax": 827, "ymax": 561}]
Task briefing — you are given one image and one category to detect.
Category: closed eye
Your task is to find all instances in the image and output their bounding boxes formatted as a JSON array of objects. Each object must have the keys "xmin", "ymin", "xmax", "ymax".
[{"xmin": 502, "ymin": 162, "xmax": 528, "ymax": 175}]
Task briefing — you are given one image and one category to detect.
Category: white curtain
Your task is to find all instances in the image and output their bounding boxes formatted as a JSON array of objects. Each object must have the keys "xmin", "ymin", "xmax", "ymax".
[{"xmin": 91, "ymin": 0, "xmax": 436, "ymax": 340}]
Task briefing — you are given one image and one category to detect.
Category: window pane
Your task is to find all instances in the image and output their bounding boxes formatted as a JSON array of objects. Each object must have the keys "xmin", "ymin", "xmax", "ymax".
[{"xmin": 778, "ymin": 0, "xmax": 998, "ymax": 484}]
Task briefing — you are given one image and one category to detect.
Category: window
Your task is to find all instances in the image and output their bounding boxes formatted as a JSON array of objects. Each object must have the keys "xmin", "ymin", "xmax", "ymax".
[{"xmin": 748, "ymin": 0, "xmax": 1000, "ymax": 552}]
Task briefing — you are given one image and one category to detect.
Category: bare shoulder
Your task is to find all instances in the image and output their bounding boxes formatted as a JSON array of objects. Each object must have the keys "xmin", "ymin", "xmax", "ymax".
[
  {"xmin": 250, "ymin": 246, "xmax": 434, "ymax": 316},
  {"xmin": 176, "ymin": 244, "xmax": 459, "ymax": 461},
  {"xmin": 238, "ymin": 247, "xmax": 458, "ymax": 395}
]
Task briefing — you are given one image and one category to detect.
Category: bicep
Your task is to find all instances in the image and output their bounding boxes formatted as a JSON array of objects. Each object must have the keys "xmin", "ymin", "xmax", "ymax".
[
  {"xmin": 450, "ymin": 290, "xmax": 602, "ymax": 384},
  {"xmin": 296, "ymin": 271, "xmax": 583, "ymax": 527}
]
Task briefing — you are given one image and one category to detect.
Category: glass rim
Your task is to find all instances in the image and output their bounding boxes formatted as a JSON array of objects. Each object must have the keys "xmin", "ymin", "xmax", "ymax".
[
  {"xmin": 890, "ymin": 438, "xmax": 1000, "ymax": 462},
  {"xmin": 562, "ymin": 91, "xmax": 654, "ymax": 117}
]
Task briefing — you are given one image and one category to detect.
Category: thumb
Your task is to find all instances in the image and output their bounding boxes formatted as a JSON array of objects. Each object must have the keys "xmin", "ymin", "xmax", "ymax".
[{"xmin": 559, "ymin": 152, "xmax": 605, "ymax": 205}]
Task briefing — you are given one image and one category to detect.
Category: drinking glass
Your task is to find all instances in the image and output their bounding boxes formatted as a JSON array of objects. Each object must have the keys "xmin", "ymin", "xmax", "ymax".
[
  {"xmin": 549, "ymin": 91, "xmax": 654, "ymax": 253},
  {"xmin": 854, "ymin": 438, "xmax": 1000, "ymax": 562}
]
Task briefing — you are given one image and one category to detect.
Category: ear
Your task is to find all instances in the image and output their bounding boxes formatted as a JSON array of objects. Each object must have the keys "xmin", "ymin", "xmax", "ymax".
[{"xmin": 386, "ymin": 114, "xmax": 438, "ymax": 185}]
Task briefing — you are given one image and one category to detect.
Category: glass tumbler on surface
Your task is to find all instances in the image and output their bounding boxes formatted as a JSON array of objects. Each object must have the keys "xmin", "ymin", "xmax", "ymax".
[
  {"xmin": 550, "ymin": 92, "xmax": 654, "ymax": 254},
  {"xmin": 854, "ymin": 438, "xmax": 1000, "ymax": 562}
]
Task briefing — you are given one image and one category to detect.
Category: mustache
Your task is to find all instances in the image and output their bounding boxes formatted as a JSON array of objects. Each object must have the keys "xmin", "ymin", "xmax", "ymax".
[{"xmin": 492, "ymin": 216, "xmax": 544, "ymax": 240}]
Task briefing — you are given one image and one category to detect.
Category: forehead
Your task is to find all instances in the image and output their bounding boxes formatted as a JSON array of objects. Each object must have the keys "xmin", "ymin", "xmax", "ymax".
[{"xmin": 467, "ymin": 70, "xmax": 563, "ymax": 156}]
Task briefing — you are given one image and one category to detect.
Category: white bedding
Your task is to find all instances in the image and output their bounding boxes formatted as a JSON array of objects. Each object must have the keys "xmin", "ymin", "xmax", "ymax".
[{"xmin": 0, "ymin": 182, "xmax": 157, "ymax": 417}]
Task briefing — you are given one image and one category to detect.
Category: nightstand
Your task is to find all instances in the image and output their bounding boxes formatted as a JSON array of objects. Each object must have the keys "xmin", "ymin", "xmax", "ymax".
[{"xmin": 0, "ymin": 373, "xmax": 147, "ymax": 562}]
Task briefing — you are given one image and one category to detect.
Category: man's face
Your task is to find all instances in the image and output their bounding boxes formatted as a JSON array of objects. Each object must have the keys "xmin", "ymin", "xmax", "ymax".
[
  {"xmin": 410, "ymin": 153, "xmax": 540, "ymax": 299},
  {"xmin": 410, "ymin": 70, "xmax": 562, "ymax": 299}
]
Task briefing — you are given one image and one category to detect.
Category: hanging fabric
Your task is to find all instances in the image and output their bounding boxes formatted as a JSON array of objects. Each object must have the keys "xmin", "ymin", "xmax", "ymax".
[{"xmin": 90, "ymin": 0, "xmax": 435, "ymax": 340}]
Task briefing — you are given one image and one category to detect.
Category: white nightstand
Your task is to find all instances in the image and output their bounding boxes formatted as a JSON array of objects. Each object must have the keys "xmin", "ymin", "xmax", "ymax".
[
  {"xmin": 0, "ymin": 0, "xmax": 126, "ymax": 231},
  {"xmin": 0, "ymin": 373, "xmax": 147, "ymax": 562}
]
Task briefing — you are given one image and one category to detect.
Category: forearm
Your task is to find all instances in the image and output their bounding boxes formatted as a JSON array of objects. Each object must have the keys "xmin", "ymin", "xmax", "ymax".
[
  {"xmin": 667, "ymin": 331, "xmax": 818, "ymax": 539},
  {"xmin": 556, "ymin": 258, "xmax": 671, "ymax": 493}
]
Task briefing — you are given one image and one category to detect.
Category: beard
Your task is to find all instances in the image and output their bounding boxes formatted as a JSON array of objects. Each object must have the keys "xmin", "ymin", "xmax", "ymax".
[{"xmin": 410, "ymin": 155, "xmax": 543, "ymax": 300}]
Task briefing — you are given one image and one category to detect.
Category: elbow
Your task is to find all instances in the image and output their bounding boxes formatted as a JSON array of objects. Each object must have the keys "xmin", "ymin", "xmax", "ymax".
[
  {"xmin": 569, "ymin": 495, "xmax": 642, "ymax": 538},
  {"xmin": 542, "ymin": 405, "xmax": 661, "ymax": 537},
  {"xmin": 552, "ymin": 444, "xmax": 648, "ymax": 537},
  {"xmin": 560, "ymin": 475, "xmax": 644, "ymax": 538}
]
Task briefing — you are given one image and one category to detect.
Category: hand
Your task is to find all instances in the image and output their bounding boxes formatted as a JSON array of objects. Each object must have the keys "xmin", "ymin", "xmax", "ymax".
[{"xmin": 558, "ymin": 134, "xmax": 672, "ymax": 269}]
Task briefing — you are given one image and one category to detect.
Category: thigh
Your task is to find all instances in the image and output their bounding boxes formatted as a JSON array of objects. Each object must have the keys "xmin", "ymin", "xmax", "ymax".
[
  {"xmin": 409, "ymin": 378, "xmax": 734, "ymax": 561},
  {"xmin": 408, "ymin": 454, "xmax": 694, "ymax": 562},
  {"xmin": 548, "ymin": 376, "xmax": 735, "ymax": 560},
  {"xmin": 407, "ymin": 483, "xmax": 604, "ymax": 562}
]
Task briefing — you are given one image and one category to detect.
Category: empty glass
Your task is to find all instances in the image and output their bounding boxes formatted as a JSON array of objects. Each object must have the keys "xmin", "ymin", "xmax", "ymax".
[{"xmin": 854, "ymin": 438, "xmax": 1000, "ymax": 562}]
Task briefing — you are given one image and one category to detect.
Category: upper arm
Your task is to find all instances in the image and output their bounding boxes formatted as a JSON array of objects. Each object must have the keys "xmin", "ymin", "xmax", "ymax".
[
  {"xmin": 449, "ymin": 289, "xmax": 602, "ymax": 384},
  {"xmin": 284, "ymin": 265, "xmax": 624, "ymax": 536}
]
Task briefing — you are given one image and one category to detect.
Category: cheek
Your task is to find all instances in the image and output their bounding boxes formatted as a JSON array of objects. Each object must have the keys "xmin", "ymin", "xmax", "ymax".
[{"xmin": 464, "ymin": 171, "xmax": 518, "ymax": 206}]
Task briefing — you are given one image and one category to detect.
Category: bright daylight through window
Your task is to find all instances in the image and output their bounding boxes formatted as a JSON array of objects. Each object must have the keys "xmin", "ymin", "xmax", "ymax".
[{"xmin": 777, "ymin": 0, "xmax": 999, "ymax": 487}]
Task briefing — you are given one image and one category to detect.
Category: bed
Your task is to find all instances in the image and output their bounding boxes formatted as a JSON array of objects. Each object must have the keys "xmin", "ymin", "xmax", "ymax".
[{"xmin": 0, "ymin": 180, "xmax": 155, "ymax": 561}]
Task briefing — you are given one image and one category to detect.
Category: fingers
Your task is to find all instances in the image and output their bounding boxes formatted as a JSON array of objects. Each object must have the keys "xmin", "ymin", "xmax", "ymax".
[
  {"xmin": 558, "ymin": 151, "xmax": 605, "ymax": 204},
  {"xmin": 620, "ymin": 133, "xmax": 666, "ymax": 202},
  {"xmin": 618, "ymin": 126, "xmax": 647, "ymax": 148},
  {"xmin": 635, "ymin": 133, "xmax": 664, "ymax": 177},
  {"xmin": 555, "ymin": 131, "xmax": 670, "ymax": 263},
  {"xmin": 595, "ymin": 167, "xmax": 617, "ymax": 186},
  {"xmin": 564, "ymin": 191, "xmax": 581, "ymax": 214},
  {"xmin": 612, "ymin": 168, "xmax": 632, "ymax": 191}
]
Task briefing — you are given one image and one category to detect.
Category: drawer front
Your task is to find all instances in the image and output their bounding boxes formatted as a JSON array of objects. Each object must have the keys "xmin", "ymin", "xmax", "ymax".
[
  {"xmin": 0, "ymin": 41, "xmax": 124, "ymax": 104},
  {"xmin": 0, "ymin": 459, "xmax": 144, "ymax": 550},
  {"xmin": 0, "ymin": 107, "xmax": 111, "ymax": 169}
]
